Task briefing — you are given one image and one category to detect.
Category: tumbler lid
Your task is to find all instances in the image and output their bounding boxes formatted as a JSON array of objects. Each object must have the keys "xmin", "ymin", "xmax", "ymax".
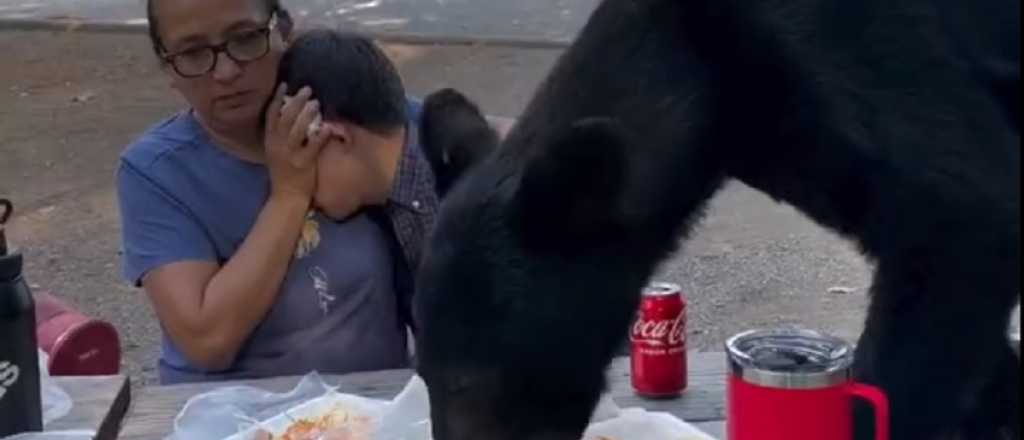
[
  {"xmin": 726, "ymin": 327, "xmax": 854, "ymax": 389},
  {"xmin": 643, "ymin": 282, "xmax": 681, "ymax": 297}
]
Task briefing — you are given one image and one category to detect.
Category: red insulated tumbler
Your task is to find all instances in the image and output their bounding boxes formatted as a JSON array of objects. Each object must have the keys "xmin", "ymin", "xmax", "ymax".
[{"xmin": 726, "ymin": 328, "xmax": 890, "ymax": 440}]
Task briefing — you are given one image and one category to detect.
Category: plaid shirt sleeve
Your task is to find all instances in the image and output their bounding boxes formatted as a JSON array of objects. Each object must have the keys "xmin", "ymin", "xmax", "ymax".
[
  {"xmin": 383, "ymin": 98, "xmax": 440, "ymax": 331},
  {"xmin": 385, "ymin": 142, "xmax": 439, "ymax": 274}
]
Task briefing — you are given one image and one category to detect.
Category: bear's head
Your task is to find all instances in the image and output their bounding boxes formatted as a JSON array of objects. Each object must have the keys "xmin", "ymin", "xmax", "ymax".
[{"xmin": 416, "ymin": 89, "xmax": 661, "ymax": 440}]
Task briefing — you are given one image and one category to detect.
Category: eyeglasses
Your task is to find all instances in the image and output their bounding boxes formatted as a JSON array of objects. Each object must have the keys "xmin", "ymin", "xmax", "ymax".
[{"xmin": 161, "ymin": 13, "xmax": 279, "ymax": 78}]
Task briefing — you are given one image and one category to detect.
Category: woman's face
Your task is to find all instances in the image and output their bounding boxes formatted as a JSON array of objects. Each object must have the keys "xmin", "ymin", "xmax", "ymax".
[{"xmin": 154, "ymin": 0, "xmax": 287, "ymax": 132}]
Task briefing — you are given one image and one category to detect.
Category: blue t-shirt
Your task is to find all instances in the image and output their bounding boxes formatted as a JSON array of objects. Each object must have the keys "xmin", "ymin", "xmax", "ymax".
[{"xmin": 117, "ymin": 110, "xmax": 410, "ymax": 384}]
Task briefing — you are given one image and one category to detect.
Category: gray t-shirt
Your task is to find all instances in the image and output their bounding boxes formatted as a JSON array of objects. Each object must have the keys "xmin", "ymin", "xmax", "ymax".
[{"xmin": 117, "ymin": 110, "xmax": 408, "ymax": 384}]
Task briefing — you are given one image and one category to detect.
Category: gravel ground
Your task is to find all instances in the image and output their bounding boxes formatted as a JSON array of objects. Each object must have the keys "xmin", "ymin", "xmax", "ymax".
[{"xmin": 2, "ymin": 29, "xmax": 885, "ymax": 386}]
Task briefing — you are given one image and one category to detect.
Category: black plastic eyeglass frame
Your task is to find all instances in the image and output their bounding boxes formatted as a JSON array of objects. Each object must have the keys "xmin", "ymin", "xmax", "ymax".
[{"xmin": 160, "ymin": 12, "xmax": 279, "ymax": 78}]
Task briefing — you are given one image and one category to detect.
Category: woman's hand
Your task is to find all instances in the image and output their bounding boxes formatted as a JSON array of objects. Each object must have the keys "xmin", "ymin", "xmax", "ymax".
[{"xmin": 264, "ymin": 83, "xmax": 330, "ymax": 203}]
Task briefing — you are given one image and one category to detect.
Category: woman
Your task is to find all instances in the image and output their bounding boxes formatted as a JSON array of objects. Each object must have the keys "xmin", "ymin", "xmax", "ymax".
[{"xmin": 118, "ymin": 0, "xmax": 492, "ymax": 383}]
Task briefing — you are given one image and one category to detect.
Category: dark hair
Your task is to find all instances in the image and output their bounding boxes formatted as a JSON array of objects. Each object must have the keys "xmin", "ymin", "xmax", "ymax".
[
  {"xmin": 278, "ymin": 29, "xmax": 408, "ymax": 135},
  {"xmin": 146, "ymin": 0, "xmax": 293, "ymax": 56}
]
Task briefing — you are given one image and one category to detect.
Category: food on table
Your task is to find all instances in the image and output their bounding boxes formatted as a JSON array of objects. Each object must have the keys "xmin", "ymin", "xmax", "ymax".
[
  {"xmin": 275, "ymin": 405, "xmax": 372, "ymax": 440},
  {"xmin": 590, "ymin": 435, "xmax": 707, "ymax": 440}
]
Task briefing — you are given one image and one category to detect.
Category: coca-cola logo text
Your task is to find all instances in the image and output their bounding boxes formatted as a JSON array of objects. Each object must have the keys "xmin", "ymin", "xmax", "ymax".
[
  {"xmin": 0, "ymin": 360, "xmax": 21, "ymax": 401},
  {"xmin": 631, "ymin": 311, "xmax": 686, "ymax": 346}
]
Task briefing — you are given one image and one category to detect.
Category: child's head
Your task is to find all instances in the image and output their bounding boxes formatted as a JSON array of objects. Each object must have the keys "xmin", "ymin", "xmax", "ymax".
[{"xmin": 277, "ymin": 29, "xmax": 408, "ymax": 220}]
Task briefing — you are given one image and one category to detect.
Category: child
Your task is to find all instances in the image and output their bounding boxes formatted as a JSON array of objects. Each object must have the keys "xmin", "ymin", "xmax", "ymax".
[{"xmin": 276, "ymin": 29, "xmax": 415, "ymax": 221}]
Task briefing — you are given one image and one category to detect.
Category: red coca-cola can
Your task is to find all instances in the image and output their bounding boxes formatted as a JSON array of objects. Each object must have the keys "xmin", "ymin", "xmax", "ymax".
[{"xmin": 631, "ymin": 281, "xmax": 687, "ymax": 398}]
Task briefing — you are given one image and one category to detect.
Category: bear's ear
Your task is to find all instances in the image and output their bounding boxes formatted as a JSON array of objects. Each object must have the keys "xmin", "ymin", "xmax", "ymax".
[
  {"xmin": 513, "ymin": 117, "xmax": 632, "ymax": 250},
  {"xmin": 421, "ymin": 88, "xmax": 501, "ymax": 197}
]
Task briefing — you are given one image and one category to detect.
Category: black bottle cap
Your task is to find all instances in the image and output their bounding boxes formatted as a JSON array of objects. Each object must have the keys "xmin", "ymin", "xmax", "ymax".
[
  {"xmin": 0, "ymin": 199, "xmax": 22, "ymax": 282},
  {"xmin": 1, "ymin": 198, "xmax": 10, "ymax": 257},
  {"xmin": 0, "ymin": 252, "xmax": 23, "ymax": 282}
]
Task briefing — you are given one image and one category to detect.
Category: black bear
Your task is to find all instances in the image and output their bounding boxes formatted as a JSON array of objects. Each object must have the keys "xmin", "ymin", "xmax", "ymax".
[{"xmin": 414, "ymin": 0, "xmax": 1021, "ymax": 439}]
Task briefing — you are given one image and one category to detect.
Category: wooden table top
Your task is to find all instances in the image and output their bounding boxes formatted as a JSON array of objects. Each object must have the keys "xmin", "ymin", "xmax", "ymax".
[
  {"xmin": 119, "ymin": 352, "xmax": 729, "ymax": 439},
  {"xmin": 47, "ymin": 375, "xmax": 131, "ymax": 440}
]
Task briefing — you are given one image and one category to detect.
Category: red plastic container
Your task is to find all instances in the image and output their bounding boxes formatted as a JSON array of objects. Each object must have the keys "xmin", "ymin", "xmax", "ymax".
[{"xmin": 34, "ymin": 292, "xmax": 120, "ymax": 376}]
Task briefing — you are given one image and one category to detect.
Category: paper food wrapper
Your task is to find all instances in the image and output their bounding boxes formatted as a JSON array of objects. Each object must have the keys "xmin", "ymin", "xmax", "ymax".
[
  {"xmin": 170, "ymin": 372, "xmax": 718, "ymax": 440},
  {"xmin": 583, "ymin": 408, "xmax": 717, "ymax": 440}
]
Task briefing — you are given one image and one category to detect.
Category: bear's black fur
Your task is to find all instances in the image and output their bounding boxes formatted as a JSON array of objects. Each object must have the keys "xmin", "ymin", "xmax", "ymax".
[{"xmin": 414, "ymin": 1, "xmax": 1021, "ymax": 439}]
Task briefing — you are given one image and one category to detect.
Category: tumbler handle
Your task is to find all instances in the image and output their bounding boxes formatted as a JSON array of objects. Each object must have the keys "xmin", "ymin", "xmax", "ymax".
[{"xmin": 846, "ymin": 383, "xmax": 890, "ymax": 440}]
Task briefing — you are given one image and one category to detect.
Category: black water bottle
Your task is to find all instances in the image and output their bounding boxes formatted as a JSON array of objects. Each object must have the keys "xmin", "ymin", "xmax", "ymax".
[{"xmin": 0, "ymin": 199, "xmax": 43, "ymax": 436}]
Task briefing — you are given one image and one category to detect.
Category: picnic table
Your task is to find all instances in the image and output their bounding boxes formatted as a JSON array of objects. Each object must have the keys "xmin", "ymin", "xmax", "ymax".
[
  {"xmin": 46, "ymin": 375, "xmax": 131, "ymax": 439},
  {"xmin": 57, "ymin": 352, "xmax": 729, "ymax": 439}
]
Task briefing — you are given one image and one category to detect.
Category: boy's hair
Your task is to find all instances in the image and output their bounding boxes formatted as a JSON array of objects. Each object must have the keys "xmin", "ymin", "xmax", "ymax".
[{"xmin": 278, "ymin": 29, "xmax": 408, "ymax": 135}]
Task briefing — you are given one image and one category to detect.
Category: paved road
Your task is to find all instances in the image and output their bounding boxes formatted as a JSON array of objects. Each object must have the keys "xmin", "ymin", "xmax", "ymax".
[{"xmin": 0, "ymin": 0, "xmax": 599, "ymax": 44}]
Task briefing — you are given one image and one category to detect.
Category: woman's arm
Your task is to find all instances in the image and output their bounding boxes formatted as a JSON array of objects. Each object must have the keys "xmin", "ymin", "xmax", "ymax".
[
  {"xmin": 137, "ymin": 86, "xmax": 329, "ymax": 371},
  {"xmin": 141, "ymin": 193, "xmax": 311, "ymax": 370}
]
